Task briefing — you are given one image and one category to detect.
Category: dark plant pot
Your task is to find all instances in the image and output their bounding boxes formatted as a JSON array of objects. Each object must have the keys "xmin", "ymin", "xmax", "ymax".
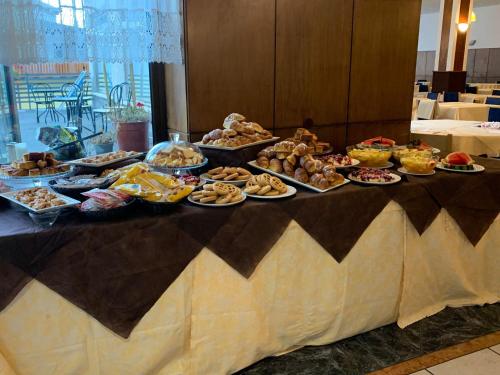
[
  {"xmin": 94, "ymin": 143, "xmax": 114, "ymax": 154},
  {"xmin": 116, "ymin": 121, "xmax": 149, "ymax": 152}
]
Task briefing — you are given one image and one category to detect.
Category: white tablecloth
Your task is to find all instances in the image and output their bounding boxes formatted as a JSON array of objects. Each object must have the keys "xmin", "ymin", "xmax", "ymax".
[
  {"xmin": 435, "ymin": 102, "xmax": 490, "ymax": 121},
  {"xmin": 411, "ymin": 120, "xmax": 500, "ymax": 156},
  {"xmin": 0, "ymin": 202, "xmax": 499, "ymax": 375}
]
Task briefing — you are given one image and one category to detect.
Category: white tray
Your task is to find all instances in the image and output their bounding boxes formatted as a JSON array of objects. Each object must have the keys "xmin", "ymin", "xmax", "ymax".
[
  {"xmin": 195, "ymin": 137, "xmax": 280, "ymax": 151},
  {"xmin": 397, "ymin": 167, "xmax": 435, "ymax": 176},
  {"xmin": 247, "ymin": 160, "xmax": 350, "ymax": 193},
  {"xmin": 0, "ymin": 188, "xmax": 80, "ymax": 213},
  {"xmin": 67, "ymin": 151, "xmax": 143, "ymax": 168}
]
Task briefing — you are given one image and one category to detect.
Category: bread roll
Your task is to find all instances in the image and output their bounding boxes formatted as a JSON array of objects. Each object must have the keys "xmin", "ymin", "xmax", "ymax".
[{"xmin": 269, "ymin": 158, "xmax": 283, "ymax": 173}]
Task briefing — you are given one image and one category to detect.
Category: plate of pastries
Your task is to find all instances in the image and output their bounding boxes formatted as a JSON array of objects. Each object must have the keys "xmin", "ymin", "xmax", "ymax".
[
  {"xmin": 249, "ymin": 141, "xmax": 348, "ymax": 193},
  {"xmin": 200, "ymin": 166, "xmax": 252, "ymax": 186},
  {"xmin": 197, "ymin": 113, "xmax": 278, "ymax": 150},
  {"xmin": 436, "ymin": 152, "xmax": 485, "ymax": 173},
  {"xmin": 0, "ymin": 187, "xmax": 80, "ymax": 213},
  {"xmin": 243, "ymin": 173, "xmax": 296, "ymax": 199},
  {"xmin": 68, "ymin": 150, "xmax": 142, "ymax": 168},
  {"xmin": 188, "ymin": 182, "xmax": 246, "ymax": 207},
  {"xmin": 0, "ymin": 152, "xmax": 71, "ymax": 178},
  {"xmin": 146, "ymin": 141, "xmax": 207, "ymax": 169},
  {"xmin": 348, "ymin": 168, "xmax": 401, "ymax": 185},
  {"xmin": 284, "ymin": 128, "xmax": 332, "ymax": 155}
]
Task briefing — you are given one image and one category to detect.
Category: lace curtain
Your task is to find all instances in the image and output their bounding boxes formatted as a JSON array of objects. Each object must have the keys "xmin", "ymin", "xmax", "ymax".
[{"xmin": 0, "ymin": 0, "xmax": 183, "ymax": 65}]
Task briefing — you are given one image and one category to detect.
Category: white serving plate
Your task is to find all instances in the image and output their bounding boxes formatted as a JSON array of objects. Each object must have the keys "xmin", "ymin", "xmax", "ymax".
[
  {"xmin": 0, "ymin": 188, "xmax": 80, "ymax": 213},
  {"xmin": 199, "ymin": 173, "xmax": 248, "ymax": 186},
  {"xmin": 195, "ymin": 137, "xmax": 280, "ymax": 151},
  {"xmin": 397, "ymin": 167, "xmax": 436, "ymax": 176},
  {"xmin": 187, "ymin": 193, "xmax": 246, "ymax": 207},
  {"xmin": 333, "ymin": 158, "xmax": 361, "ymax": 169},
  {"xmin": 435, "ymin": 163, "xmax": 485, "ymax": 173},
  {"xmin": 67, "ymin": 151, "xmax": 143, "ymax": 168},
  {"xmin": 246, "ymin": 185, "xmax": 297, "ymax": 200},
  {"xmin": 247, "ymin": 160, "xmax": 350, "ymax": 193},
  {"xmin": 348, "ymin": 172, "xmax": 402, "ymax": 185},
  {"xmin": 354, "ymin": 161, "xmax": 394, "ymax": 169}
]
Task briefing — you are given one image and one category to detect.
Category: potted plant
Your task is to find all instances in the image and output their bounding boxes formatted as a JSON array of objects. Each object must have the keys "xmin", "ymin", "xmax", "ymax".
[
  {"xmin": 111, "ymin": 102, "xmax": 150, "ymax": 152},
  {"xmin": 91, "ymin": 132, "xmax": 115, "ymax": 154}
]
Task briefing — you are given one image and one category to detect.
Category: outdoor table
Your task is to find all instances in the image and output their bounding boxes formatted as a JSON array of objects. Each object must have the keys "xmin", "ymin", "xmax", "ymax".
[{"xmin": 0, "ymin": 157, "xmax": 499, "ymax": 374}]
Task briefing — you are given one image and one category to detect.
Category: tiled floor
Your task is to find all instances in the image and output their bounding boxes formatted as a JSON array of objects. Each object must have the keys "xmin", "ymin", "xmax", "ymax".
[
  {"xmin": 411, "ymin": 347, "xmax": 500, "ymax": 375},
  {"xmin": 237, "ymin": 304, "xmax": 500, "ymax": 375}
]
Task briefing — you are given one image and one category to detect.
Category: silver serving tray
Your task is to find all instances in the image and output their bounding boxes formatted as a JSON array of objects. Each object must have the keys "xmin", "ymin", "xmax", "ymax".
[{"xmin": 0, "ymin": 188, "xmax": 80, "ymax": 213}]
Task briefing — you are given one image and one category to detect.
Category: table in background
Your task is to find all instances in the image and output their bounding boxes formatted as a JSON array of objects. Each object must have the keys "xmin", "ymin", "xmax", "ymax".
[
  {"xmin": 460, "ymin": 93, "xmax": 500, "ymax": 104},
  {"xmin": 411, "ymin": 119, "xmax": 500, "ymax": 156}
]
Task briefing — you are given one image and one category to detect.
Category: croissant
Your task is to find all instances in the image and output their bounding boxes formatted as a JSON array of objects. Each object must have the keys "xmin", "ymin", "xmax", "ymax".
[
  {"xmin": 286, "ymin": 153, "xmax": 297, "ymax": 166},
  {"xmin": 300, "ymin": 154, "xmax": 314, "ymax": 168},
  {"xmin": 292, "ymin": 143, "xmax": 308, "ymax": 157},
  {"xmin": 294, "ymin": 168, "xmax": 309, "ymax": 183},
  {"xmin": 322, "ymin": 164, "xmax": 337, "ymax": 180},
  {"xmin": 257, "ymin": 156, "xmax": 270, "ymax": 169},
  {"xmin": 310, "ymin": 173, "xmax": 329, "ymax": 190},
  {"xmin": 283, "ymin": 160, "xmax": 295, "ymax": 176},
  {"xmin": 269, "ymin": 158, "xmax": 283, "ymax": 173}
]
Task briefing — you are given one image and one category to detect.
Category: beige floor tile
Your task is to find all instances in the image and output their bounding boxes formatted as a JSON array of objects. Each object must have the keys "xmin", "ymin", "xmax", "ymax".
[
  {"xmin": 491, "ymin": 344, "xmax": 500, "ymax": 355},
  {"xmin": 409, "ymin": 370, "xmax": 431, "ymax": 375},
  {"xmin": 427, "ymin": 349, "xmax": 500, "ymax": 375}
]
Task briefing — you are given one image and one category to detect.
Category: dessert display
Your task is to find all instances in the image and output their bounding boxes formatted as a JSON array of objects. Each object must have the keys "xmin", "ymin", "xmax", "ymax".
[
  {"xmin": 348, "ymin": 168, "xmax": 399, "ymax": 184},
  {"xmin": 0, "ymin": 152, "xmax": 70, "ymax": 177},
  {"xmin": 392, "ymin": 140, "xmax": 435, "ymax": 161},
  {"xmin": 178, "ymin": 175, "xmax": 203, "ymax": 187},
  {"xmin": 400, "ymin": 155, "xmax": 437, "ymax": 174},
  {"xmin": 110, "ymin": 163, "xmax": 194, "ymax": 203},
  {"xmin": 189, "ymin": 182, "xmax": 245, "ymax": 206},
  {"xmin": 199, "ymin": 113, "xmax": 274, "ymax": 148},
  {"xmin": 146, "ymin": 141, "xmax": 205, "ymax": 168},
  {"xmin": 319, "ymin": 154, "xmax": 359, "ymax": 168},
  {"xmin": 243, "ymin": 173, "xmax": 288, "ymax": 196},
  {"xmin": 80, "ymin": 189, "xmax": 132, "ymax": 212},
  {"xmin": 346, "ymin": 146, "xmax": 393, "ymax": 167},
  {"xmin": 68, "ymin": 151, "xmax": 141, "ymax": 167},
  {"xmin": 439, "ymin": 152, "xmax": 475, "ymax": 171},
  {"xmin": 251, "ymin": 141, "xmax": 346, "ymax": 192},
  {"xmin": 13, "ymin": 188, "xmax": 66, "ymax": 209},
  {"xmin": 202, "ymin": 166, "xmax": 252, "ymax": 183},
  {"xmin": 284, "ymin": 128, "xmax": 331, "ymax": 155}
]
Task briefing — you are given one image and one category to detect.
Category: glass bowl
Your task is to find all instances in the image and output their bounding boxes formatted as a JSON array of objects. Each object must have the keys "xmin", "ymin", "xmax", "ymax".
[
  {"xmin": 392, "ymin": 146, "xmax": 433, "ymax": 161},
  {"xmin": 29, "ymin": 210, "xmax": 60, "ymax": 227},
  {"xmin": 145, "ymin": 140, "xmax": 206, "ymax": 170},
  {"xmin": 346, "ymin": 145, "xmax": 392, "ymax": 167},
  {"xmin": 400, "ymin": 156, "xmax": 437, "ymax": 174}
]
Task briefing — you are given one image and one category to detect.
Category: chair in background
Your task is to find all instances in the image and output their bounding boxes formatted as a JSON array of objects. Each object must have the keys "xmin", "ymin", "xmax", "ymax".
[
  {"xmin": 465, "ymin": 86, "xmax": 478, "ymax": 94},
  {"xmin": 29, "ymin": 83, "xmax": 58, "ymax": 123},
  {"xmin": 419, "ymin": 84, "xmax": 429, "ymax": 92},
  {"xmin": 93, "ymin": 82, "xmax": 132, "ymax": 131},
  {"xmin": 81, "ymin": 80, "xmax": 93, "ymax": 124},
  {"xmin": 417, "ymin": 79, "xmax": 427, "ymax": 83},
  {"xmin": 485, "ymin": 97, "xmax": 500, "ymax": 105},
  {"xmin": 488, "ymin": 108, "xmax": 500, "ymax": 122},
  {"xmin": 416, "ymin": 100, "xmax": 436, "ymax": 120},
  {"xmin": 443, "ymin": 91, "xmax": 459, "ymax": 102},
  {"xmin": 427, "ymin": 92, "xmax": 438, "ymax": 100},
  {"xmin": 492, "ymin": 89, "xmax": 500, "ymax": 96}
]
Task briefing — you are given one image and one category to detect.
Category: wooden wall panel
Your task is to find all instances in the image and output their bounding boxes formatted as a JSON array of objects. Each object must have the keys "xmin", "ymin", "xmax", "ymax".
[
  {"xmin": 347, "ymin": 0, "xmax": 421, "ymax": 145},
  {"xmin": 185, "ymin": 0, "xmax": 275, "ymax": 135},
  {"xmin": 274, "ymin": 0, "xmax": 353, "ymax": 148}
]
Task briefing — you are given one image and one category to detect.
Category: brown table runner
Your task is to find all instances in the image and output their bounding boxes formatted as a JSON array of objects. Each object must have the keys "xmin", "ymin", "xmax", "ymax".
[{"xmin": 0, "ymin": 157, "xmax": 499, "ymax": 337}]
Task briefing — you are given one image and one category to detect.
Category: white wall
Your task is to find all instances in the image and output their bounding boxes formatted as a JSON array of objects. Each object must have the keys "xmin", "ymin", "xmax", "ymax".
[
  {"xmin": 418, "ymin": 4, "xmax": 500, "ymax": 51},
  {"xmin": 418, "ymin": 12, "xmax": 440, "ymax": 51},
  {"xmin": 469, "ymin": 4, "xmax": 500, "ymax": 49}
]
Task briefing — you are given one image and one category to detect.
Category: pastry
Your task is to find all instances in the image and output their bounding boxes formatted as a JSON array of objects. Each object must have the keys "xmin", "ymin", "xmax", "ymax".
[
  {"xmin": 294, "ymin": 168, "xmax": 309, "ymax": 183},
  {"xmin": 283, "ymin": 160, "xmax": 295, "ymax": 176},
  {"xmin": 257, "ymin": 146, "xmax": 276, "ymax": 159},
  {"xmin": 309, "ymin": 173, "xmax": 329, "ymax": 190},
  {"xmin": 13, "ymin": 187, "xmax": 66, "ymax": 210},
  {"xmin": 206, "ymin": 166, "xmax": 252, "ymax": 181},
  {"xmin": 192, "ymin": 182, "xmax": 244, "ymax": 205},
  {"xmin": 286, "ymin": 153, "xmax": 297, "ymax": 166},
  {"xmin": 284, "ymin": 129, "xmax": 331, "ymax": 154},
  {"xmin": 0, "ymin": 151, "xmax": 69, "ymax": 177},
  {"xmin": 149, "ymin": 146, "xmax": 204, "ymax": 168},
  {"xmin": 256, "ymin": 156, "xmax": 270, "ymax": 168},
  {"xmin": 273, "ymin": 141, "xmax": 296, "ymax": 153},
  {"xmin": 244, "ymin": 174, "xmax": 287, "ymax": 197},
  {"xmin": 269, "ymin": 158, "xmax": 283, "ymax": 173}
]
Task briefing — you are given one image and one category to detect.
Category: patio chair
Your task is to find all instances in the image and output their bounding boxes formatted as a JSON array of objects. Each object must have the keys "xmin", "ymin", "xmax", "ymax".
[
  {"xmin": 419, "ymin": 84, "xmax": 429, "ymax": 92},
  {"xmin": 93, "ymin": 82, "xmax": 132, "ymax": 131},
  {"xmin": 29, "ymin": 83, "xmax": 59, "ymax": 123},
  {"xmin": 81, "ymin": 80, "xmax": 93, "ymax": 122},
  {"xmin": 427, "ymin": 92, "xmax": 438, "ymax": 100}
]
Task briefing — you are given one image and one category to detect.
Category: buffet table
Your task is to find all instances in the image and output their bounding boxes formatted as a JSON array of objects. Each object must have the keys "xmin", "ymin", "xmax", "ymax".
[
  {"xmin": 1, "ymin": 158, "xmax": 499, "ymax": 375},
  {"xmin": 411, "ymin": 120, "xmax": 500, "ymax": 156}
]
